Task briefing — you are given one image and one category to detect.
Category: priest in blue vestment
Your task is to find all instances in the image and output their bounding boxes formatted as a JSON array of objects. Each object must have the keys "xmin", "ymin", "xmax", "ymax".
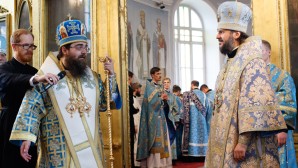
[
  {"xmin": 172, "ymin": 85, "xmax": 183, "ymax": 159},
  {"xmin": 262, "ymin": 40, "xmax": 297, "ymax": 168},
  {"xmin": 182, "ymin": 80, "xmax": 212, "ymax": 157},
  {"xmin": 200, "ymin": 84, "xmax": 215, "ymax": 106},
  {"xmin": 137, "ymin": 67, "xmax": 172, "ymax": 167},
  {"xmin": 162, "ymin": 77, "xmax": 181, "ymax": 161}
]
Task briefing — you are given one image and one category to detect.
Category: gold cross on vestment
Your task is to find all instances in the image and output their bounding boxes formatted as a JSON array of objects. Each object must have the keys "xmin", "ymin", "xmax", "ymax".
[{"xmin": 228, "ymin": 9, "xmax": 233, "ymax": 17}]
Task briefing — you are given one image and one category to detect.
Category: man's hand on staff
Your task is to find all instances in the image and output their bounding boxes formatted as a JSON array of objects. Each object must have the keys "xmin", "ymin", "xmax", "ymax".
[{"xmin": 104, "ymin": 55, "xmax": 115, "ymax": 75}]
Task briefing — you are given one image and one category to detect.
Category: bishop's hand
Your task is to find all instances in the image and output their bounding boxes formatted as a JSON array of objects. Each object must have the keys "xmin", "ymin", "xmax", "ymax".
[
  {"xmin": 20, "ymin": 140, "xmax": 32, "ymax": 162},
  {"xmin": 103, "ymin": 55, "xmax": 115, "ymax": 75}
]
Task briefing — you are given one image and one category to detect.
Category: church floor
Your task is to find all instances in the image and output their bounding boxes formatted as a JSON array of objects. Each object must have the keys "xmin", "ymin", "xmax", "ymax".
[
  {"xmin": 173, "ymin": 161, "xmax": 204, "ymax": 168},
  {"xmin": 173, "ymin": 156, "xmax": 205, "ymax": 168}
]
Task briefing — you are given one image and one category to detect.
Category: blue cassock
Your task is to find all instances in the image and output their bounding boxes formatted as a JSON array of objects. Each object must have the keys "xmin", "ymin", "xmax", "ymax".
[{"xmin": 269, "ymin": 63, "xmax": 297, "ymax": 168}]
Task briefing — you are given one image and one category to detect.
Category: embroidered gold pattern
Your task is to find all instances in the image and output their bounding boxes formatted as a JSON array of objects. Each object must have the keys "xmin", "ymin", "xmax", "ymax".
[{"xmin": 59, "ymin": 60, "xmax": 92, "ymax": 118}]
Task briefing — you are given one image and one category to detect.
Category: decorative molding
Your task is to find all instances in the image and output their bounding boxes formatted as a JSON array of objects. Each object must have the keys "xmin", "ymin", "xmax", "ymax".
[
  {"xmin": 0, "ymin": 6, "xmax": 9, "ymax": 13},
  {"xmin": 277, "ymin": 0, "xmax": 284, "ymax": 69},
  {"xmin": 28, "ymin": 0, "xmax": 33, "ymax": 6}
]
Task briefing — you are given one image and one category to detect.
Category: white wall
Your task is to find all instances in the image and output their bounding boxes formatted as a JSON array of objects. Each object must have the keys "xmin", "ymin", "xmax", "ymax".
[{"xmin": 170, "ymin": 0, "xmax": 221, "ymax": 90}]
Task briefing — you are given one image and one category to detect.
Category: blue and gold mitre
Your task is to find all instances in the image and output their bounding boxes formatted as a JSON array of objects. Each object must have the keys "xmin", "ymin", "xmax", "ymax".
[
  {"xmin": 56, "ymin": 19, "xmax": 87, "ymax": 47},
  {"xmin": 217, "ymin": 1, "xmax": 252, "ymax": 33}
]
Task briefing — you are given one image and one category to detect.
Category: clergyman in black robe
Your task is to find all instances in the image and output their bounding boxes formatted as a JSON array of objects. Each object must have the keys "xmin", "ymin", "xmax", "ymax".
[{"xmin": 0, "ymin": 57, "xmax": 38, "ymax": 167}]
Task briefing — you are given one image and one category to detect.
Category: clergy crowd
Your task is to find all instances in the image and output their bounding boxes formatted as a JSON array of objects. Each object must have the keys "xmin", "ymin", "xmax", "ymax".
[
  {"xmin": 130, "ymin": 1, "xmax": 297, "ymax": 168},
  {"xmin": 0, "ymin": 1, "xmax": 297, "ymax": 168}
]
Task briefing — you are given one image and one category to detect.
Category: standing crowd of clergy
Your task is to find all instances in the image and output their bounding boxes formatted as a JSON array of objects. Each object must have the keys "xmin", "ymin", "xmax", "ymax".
[{"xmin": 131, "ymin": 1, "xmax": 297, "ymax": 168}]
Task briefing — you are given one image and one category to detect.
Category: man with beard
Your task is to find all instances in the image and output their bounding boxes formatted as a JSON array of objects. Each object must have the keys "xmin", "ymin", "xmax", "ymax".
[
  {"xmin": 205, "ymin": 2, "xmax": 287, "ymax": 167},
  {"xmin": 136, "ymin": 10, "xmax": 151, "ymax": 79},
  {"xmin": 137, "ymin": 67, "xmax": 172, "ymax": 167},
  {"xmin": 9, "ymin": 19, "xmax": 121, "ymax": 167},
  {"xmin": 152, "ymin": 18, "xmax": 167, "ymax": 76},
  {"xmin": 0, "ymin": 29, "xmax": 58, "ymax": 167}
]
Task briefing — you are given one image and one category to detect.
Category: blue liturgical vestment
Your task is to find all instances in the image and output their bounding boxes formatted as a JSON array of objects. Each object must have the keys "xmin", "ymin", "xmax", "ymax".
[
  {"xmin": 268, "ymin": 63, "xmax": 297, "ymax": 168},
  {"xmin": 9, "ymin": 54, "xmax": 122, "ymax": 168},
  {"xmin": 182, "ymin": 89, "xmax": 212, "ymax": 157},
  {"xmin": 164, "ymin": 90, "xmax": 181, "ymax": 160},
  {"xmin": 206, "ymin": 90, "xmax": 215, "ymax": 106},
  {"xmin": 136, "ymin": 79, "xmax": 171, "ymax": 161},
  {"xmin": 174, "ymin": 95, "xmax": 183, "ymax": 159},
  {"xmin": 205, "ymin": 90, "xmax": 215, "ymax": 133}
]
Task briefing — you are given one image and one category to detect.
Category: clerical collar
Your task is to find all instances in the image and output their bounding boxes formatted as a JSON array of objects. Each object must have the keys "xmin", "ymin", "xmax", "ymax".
[
  {"xmin": 12, "ymin": 57, "xmax": 27, "ymax": 65},
  {"xmin": 227, "ymin": 47, "xmax": 239, "ymax": 58}
]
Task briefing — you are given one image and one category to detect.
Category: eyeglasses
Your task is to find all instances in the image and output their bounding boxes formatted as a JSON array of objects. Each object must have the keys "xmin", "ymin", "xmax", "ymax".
[
  {"xmin": 13, "ymin": 43, "xmax": 37, "ymax": 50},
  {"xmin": 70, "ymin": 44, "xmax": 90, "ymax": 53}
]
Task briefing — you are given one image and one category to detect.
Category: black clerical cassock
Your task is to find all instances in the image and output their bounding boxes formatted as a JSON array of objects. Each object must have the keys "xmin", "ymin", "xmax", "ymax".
[{"xmin": 0, "ymin": 58, "xmax": 38, "ymax": 168}]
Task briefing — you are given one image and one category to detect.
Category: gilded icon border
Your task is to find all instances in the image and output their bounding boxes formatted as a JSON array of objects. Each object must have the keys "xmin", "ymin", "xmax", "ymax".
[{"xmin": 0, "ymin": 13, "xmax": 10, "ymax": 59}]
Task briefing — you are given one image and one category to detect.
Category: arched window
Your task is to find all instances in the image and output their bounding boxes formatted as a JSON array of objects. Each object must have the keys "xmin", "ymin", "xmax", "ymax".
[{"xmin": 174, "ymin": 5, "xmax": 205, "ymax": 91}]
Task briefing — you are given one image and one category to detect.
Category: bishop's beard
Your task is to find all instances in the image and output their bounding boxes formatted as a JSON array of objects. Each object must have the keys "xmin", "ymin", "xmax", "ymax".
[
  {"xmin": 65, "ymin": 55, "xmax": 88, "ymax": 78},
  {"xmin": 219, "ymin": 36, "xmax": 234, "ymax": 55}
]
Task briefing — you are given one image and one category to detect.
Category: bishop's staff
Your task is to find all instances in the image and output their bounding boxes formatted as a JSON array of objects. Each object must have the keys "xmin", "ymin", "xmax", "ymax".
[{"xmin": 99, "ymin": 56, "xmax": 114, "ymax": 168}]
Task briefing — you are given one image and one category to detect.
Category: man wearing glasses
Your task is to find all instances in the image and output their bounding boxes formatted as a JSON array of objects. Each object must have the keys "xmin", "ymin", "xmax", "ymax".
[
  {"xmin": 9, "ymin": 19, "xmax": 122, "ymax": 167},
  {"xmin": 0, "ymin": 29, "xmax": 58, "ymax": 167}
]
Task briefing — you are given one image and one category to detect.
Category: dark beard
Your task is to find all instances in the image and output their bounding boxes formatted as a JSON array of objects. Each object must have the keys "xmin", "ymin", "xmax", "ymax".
[
  {"xmin": 219, "ymin": 36, "xmax": 234, "ymax": 55},
  {"xmin": 136, "ymin": 91, "xmax": 141, "ymax": 97},
  {"xmin": 65, "ymin": 55, "xmax": 87, "ymax": 78}
]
